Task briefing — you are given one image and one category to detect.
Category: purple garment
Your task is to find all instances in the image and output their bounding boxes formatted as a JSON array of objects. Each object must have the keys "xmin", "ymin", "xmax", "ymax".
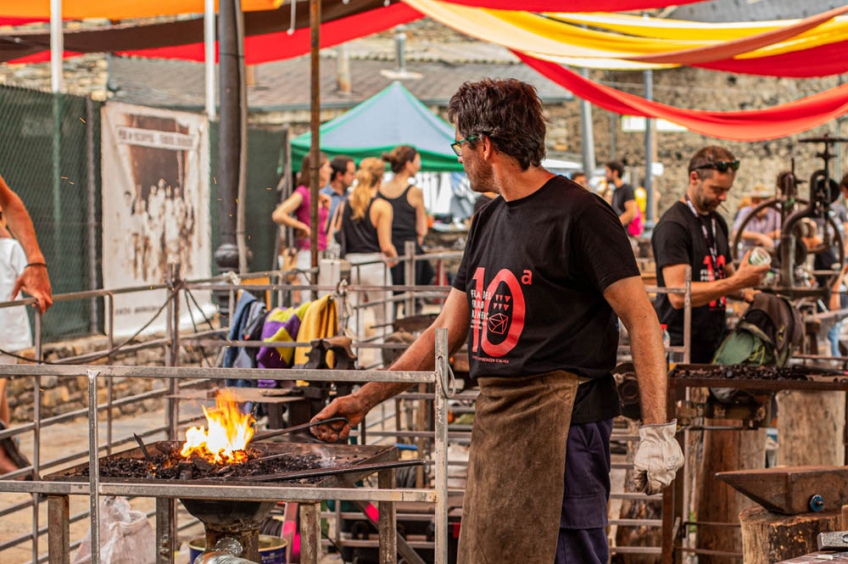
[{"xmin": 256, "ymin": 308, "xmax": 305, "ymax": 370}]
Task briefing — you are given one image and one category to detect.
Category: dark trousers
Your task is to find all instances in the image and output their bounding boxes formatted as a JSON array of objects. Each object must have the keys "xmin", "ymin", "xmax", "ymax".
[{"xmin": 556, "ymin": 419, "xmax": 613, "ymax": 564}]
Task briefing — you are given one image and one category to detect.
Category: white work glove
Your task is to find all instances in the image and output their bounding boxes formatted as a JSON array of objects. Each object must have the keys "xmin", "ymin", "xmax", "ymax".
[{"xmin": 632, "ymin": 419, "xmax": 684, "ymax": 495}]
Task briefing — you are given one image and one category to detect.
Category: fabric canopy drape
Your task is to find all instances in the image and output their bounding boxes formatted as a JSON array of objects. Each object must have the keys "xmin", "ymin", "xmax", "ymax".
[
  {"xmin": 430, "ymin": 0, "xmax": 706, "ymax": 11},
  {"xmin": 403, "ymin": 0, "xmax": 848, "ymax": 76},
  {"xmin": 0, "ymin": 0, "xmax": 280, "ymax": 20},
  {"xmin": 547, "ymin": 11, "xmax": 848, "ymax": 41},
  {"xmin": 116, "ymin": 3, "xmax": 421, "ymax": 64},
  {"xmin": 515, "ymin": 51, "xmax": 848, "ymax": 142},
  {"xmin": 0, "ymin": 0, "xmax": 418, "ymax": 64},
  {"xmin": 532, "ymin": 39, "xmax": 848, "ymax": 78}
]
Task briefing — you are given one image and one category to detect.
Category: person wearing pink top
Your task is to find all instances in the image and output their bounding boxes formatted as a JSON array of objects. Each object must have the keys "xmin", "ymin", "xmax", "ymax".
[{"xmin": 273, "ymin": 153, "xmax": 332, "ymax": 303}]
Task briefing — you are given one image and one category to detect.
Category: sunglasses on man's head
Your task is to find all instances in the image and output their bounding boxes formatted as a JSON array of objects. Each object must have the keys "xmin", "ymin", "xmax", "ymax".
[{"xmin": 690, "ymin": 160, "xmax": 741, "ymax": 174}]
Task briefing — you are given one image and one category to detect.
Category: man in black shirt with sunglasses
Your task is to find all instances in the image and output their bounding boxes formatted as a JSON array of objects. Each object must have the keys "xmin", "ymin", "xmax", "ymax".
[{"xmin": 652, "ymin": 146, "xmax": 769, "ymax": 362}]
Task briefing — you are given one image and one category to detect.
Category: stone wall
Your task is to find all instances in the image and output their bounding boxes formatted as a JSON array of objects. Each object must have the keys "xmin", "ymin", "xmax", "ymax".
[
  {"xmin": 6, "ymin": 334, "xmax": 216, "ymax": 424},
  {"xmin": 255, "ymin": 66, "xmax": 847, "ymax": 221}
]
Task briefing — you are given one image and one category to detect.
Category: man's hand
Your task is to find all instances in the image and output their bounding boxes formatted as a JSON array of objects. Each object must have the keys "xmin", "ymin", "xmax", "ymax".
[
  {"xmin": 733, "ymin": 250, "xmax": 770, "ymax": 288},
  {"xmin": 11, "ymin": 264, "xmax": 52, "ymax": 314},
  {"xmin": 310, "ymin": 393, "xmax": 368, "ymax": 443},
  {"xmin": 632, "ymin": 420, "xmax": 684, "ymax": 495}
]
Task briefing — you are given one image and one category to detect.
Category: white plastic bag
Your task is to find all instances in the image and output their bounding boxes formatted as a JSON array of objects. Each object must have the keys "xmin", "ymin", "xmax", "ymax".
[{"xmin": 72, "ymin": 496, "xmax": 156, "ymax": 564}]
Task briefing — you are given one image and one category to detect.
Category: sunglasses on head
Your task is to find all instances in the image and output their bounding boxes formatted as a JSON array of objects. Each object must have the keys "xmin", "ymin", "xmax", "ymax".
[{"xmin": 690, "ymin": 160, "xmax": 740, "ymax": 174}]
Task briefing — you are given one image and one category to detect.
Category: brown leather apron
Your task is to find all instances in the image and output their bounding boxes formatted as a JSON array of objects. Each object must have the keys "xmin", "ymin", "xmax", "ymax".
[{"xmin": 457, "ymin": 370, "xmax": 580, "ymax": 564}]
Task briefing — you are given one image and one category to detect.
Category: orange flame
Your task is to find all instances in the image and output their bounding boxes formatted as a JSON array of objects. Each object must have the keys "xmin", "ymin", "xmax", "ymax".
[{"xmin": 180, "ymin": 390, "xmax": 255, "ymax": 464}]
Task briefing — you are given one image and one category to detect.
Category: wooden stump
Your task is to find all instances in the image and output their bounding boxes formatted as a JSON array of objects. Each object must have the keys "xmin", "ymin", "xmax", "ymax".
[
  {"xmin": 777, "ymin": 391, "xmax": 845, "ymax": 466},
  {"xmin": 696, "ymin": 421, "xmax": 766, "ymax": 562},
  {"xmin": 740, "ymin": 506, "xmax": 841, "ymax": 564}
]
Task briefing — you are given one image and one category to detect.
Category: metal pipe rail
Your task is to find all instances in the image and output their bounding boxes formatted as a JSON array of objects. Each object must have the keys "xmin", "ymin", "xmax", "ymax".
[{"xmin": 0, "ymin": 329, "xmax": 454, "ymax": 564}]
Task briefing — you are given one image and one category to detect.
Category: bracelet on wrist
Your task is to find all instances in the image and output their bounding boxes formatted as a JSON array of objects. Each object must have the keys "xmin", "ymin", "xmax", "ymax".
[{"xmin": 25, "ymin": 262, "xmax": 47, "ymax": 269}]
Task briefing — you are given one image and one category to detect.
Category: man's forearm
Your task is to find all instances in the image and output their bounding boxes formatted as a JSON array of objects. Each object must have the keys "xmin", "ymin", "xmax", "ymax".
[
  {"xmin": 675, "ymin": 278, "xmax": 744, "ymax": 308},
  {"xmin": 0, "ymin": 184, "xmax": 44, "ymax": 263},
  {"xmin": 628, "ymin": 319, "xmax": 669, "ymax": 425},
  {"xmin": 352, "ymin": 323, "xmax": 467, "ymax": 413}
]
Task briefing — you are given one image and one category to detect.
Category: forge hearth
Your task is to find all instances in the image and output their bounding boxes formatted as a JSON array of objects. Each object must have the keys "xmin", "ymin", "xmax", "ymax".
[
  {"xmin": 50, "ymin": 440, "xmax": 398, "ymax": 486},
  {"xmin": 46, "ymin": 440, "xmax": 400, "ymax": 562}
]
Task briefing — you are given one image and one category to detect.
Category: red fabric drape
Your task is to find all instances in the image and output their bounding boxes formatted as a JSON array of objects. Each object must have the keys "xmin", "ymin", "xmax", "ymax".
[
  {"xmin": 434, "ymin": 0, "xmax": 705, "ymax": 11},
  {"xmin": 0, "ymin": 18, "xmax": 44, "ymax": 25},
  {"xmin": 695, "ymin": 41, "xmax": 848, "ymax": 78},
  {"xmin": 124, "ymin": 3, "xmax": 421, "ymax": 64},
  {"xmin": 6, "ymin": 2, "xmax": 422, "ymax": 64},
  {"xmin": 515, "ymin": 51, "xmax": 848, "ymax": 142}
]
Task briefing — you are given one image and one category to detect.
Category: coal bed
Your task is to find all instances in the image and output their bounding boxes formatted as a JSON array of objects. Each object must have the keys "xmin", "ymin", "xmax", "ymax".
[{"xmin": 48, "ymin": 440, "xmax": 401, "ymax": 487}]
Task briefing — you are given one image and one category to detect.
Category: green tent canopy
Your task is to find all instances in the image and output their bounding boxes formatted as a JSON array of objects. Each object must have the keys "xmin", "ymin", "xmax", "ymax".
[{"xmin": 291, "ymin": 81, "xmax": 464, "ymax": 172}]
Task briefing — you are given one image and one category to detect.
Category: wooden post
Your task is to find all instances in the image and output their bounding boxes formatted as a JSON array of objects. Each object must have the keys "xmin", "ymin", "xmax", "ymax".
[
  {"xmin": 48, "ymin": 495, "xmax": 70, "ymax": 564},
  {"xmin": 155, "ymin": 498, "xmax": 176, "ymax": 564},
  {"xmin": 696, "ymin": 421, "xmax": 766, "ymax": 562},
  {"xmin": 740, "ymin": 506, "xmax": 841, "ymax": 564},
  {"xmin": 300, "ymin": 503, "xmax": 321, "ymax": 564},
  {"xmin": 777, "ymin": 391, "xmax": 845, "ymax": 466},
  {"xmin": 379, "ymin": 468, "xmax": 398, "ymax": 564}
]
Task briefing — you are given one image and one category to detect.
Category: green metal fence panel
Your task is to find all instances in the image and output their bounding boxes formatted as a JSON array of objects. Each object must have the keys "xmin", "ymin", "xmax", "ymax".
[
  {"xmin": 208, "ymin": 122, "xmax": 286, "ymax": 275},
  {"xmin": 0, "ymin": 86, "xmax": 101, "ymax": 342}
]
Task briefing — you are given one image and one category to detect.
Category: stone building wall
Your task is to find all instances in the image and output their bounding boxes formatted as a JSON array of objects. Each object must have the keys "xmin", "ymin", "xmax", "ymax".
[
  {"xmin": 253, "ymin": 66, "xmax": 847, "ymax": 219},
  {"xmin": 6, "ymin": 334, "xmax": 216, "ymax": 424}
]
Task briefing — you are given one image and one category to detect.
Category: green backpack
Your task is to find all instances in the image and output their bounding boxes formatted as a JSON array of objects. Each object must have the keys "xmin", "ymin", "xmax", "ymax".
[
  {"xmin": 711, "ymin": 293, "xmax": 803, "ymax": 404},
  {"xmin": 712, "ymin": 293, "xmax": 803, "ymax": 368}
]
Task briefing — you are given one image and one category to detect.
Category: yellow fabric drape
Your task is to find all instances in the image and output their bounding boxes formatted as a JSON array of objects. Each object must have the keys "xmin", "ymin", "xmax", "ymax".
[
  {"xmin": 546, "ymin": 12, "xmax": 848, "ymax": 41},
  {"xmin": 546, "ymin": 11, "xmax": 848, "ymax": 60},
  {"xmin": 293, "ymin": 295, "xmax": 339, "ymax": 367},
  {"xmin": 402, "ymin": 0, "xmax": 848, "ymax": 64},
  {"xmin": 1, "ymin": 0, "xmax": 281, "ymax": 20}
]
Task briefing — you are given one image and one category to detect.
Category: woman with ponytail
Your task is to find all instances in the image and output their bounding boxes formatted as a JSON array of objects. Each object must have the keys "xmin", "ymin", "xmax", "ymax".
[
  {"xmin": 379, "ymin": 146, "xmax": 433, "ymax": 311},
  {"xmin": 337, "ymin": 157, "xmax": 397, "ymax": 349}
]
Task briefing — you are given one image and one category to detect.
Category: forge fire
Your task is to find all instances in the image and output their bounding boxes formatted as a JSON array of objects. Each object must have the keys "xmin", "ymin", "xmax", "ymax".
[{"xmin": 180, "ymin": 390, "xmax": 255, "ymax": 464}]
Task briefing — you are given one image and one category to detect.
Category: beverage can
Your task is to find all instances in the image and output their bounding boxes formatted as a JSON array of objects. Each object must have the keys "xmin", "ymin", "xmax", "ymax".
[{"xmin": 749, "ymin": 247, "xmax": 772, "ymax": 267}]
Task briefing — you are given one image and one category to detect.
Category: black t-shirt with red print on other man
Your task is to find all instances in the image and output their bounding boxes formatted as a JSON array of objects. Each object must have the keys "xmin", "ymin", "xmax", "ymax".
[
  {"xmin": 652, "ymin": 200, "xmax": 731, "ymax": 363},
  {"xmin": 453, "ymin": 175, "xmax": 640, "ymax": 424}
]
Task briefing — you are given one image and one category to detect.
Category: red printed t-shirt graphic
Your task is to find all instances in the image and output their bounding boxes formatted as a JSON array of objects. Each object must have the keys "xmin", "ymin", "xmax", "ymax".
[
  {"xmin": 470, "ymin": 267, "xmax": 526, "ymax": 360},
  {"xmin": 453, "ymin": 176, "xmax": 639, "ymax": 382}
]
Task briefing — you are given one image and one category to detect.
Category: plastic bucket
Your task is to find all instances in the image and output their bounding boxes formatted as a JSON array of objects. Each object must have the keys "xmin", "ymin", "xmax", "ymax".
[{"xmin": 188, "ymin": 535, "xmax": 286, "ymax": 564}]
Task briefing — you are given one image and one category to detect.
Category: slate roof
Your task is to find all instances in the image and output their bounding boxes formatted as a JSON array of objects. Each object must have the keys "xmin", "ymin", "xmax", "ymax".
[
  {"xmin": 669, "ymin": 0, "xmax": 847, "ymax": 22},
  {"xmin": 107, "ymin": 46, "xmax": 572, "ymax": 112}
]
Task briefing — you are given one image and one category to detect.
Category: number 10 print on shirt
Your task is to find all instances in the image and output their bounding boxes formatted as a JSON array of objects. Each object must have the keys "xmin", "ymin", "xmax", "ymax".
[{"xmin": 470, "ymin": 267, "xmax": 530, "ymax": 360}]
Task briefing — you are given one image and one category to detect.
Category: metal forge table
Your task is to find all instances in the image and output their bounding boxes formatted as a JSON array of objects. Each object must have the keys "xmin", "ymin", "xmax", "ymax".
[
  {"xmin": 661, "ymin": 366, "xmax": 848, "ymax": 564},
  {"xmin": 0, "ymin": 329, "xmax": 454, "ymax": 564}
]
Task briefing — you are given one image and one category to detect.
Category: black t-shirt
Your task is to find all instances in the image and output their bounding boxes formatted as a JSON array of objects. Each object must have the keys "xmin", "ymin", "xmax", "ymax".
[
  {"xmin": 453, "ymin": 175, "xmax": 640, "ymax": 423},
  {"xmin": 473, "ymin": 194, "xmax": 496, "ymax": 216},
  {"xmin": 611, "ymin": 183, "xmax": 636, "ymax": 224},
  {"xmin": 652, "ymin": 201, "xmax": 730, "ymax": 363}
]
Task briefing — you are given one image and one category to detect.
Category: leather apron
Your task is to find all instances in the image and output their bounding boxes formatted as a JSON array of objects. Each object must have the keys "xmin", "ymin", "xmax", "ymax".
[{"xmin": 457, "ymin": 370, "xmax": 580, "ymax": 564}]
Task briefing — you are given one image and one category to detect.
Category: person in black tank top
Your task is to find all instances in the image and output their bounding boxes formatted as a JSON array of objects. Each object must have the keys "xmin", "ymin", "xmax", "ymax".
[
  {"xmin": 380, "ymin": 146, "xmax": 435, "ymax": 301},
  {"xmin": 336, "ymin": 159, "xmax": 397, "ymax": 354}
]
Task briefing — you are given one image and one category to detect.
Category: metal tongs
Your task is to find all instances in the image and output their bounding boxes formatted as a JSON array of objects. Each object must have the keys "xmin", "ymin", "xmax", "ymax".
[{"xmin": 252, "ymin": 416, "xmax": 350, "ymax": 443}]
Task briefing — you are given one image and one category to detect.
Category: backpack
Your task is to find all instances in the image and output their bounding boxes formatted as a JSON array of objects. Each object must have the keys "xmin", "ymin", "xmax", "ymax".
[
  {"xmin": 710, "ymin": 293, "xmax": 803, "ymax": 403},
  {"xmin": 627, "ymin": 206, "xmax": 644, "ymax": 237}
]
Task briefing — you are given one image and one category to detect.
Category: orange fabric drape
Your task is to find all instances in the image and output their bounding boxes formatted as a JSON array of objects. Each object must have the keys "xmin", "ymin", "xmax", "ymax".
[{"xmin": 0, "ymin": 0, "xmax": 280, "ymax": 20}]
